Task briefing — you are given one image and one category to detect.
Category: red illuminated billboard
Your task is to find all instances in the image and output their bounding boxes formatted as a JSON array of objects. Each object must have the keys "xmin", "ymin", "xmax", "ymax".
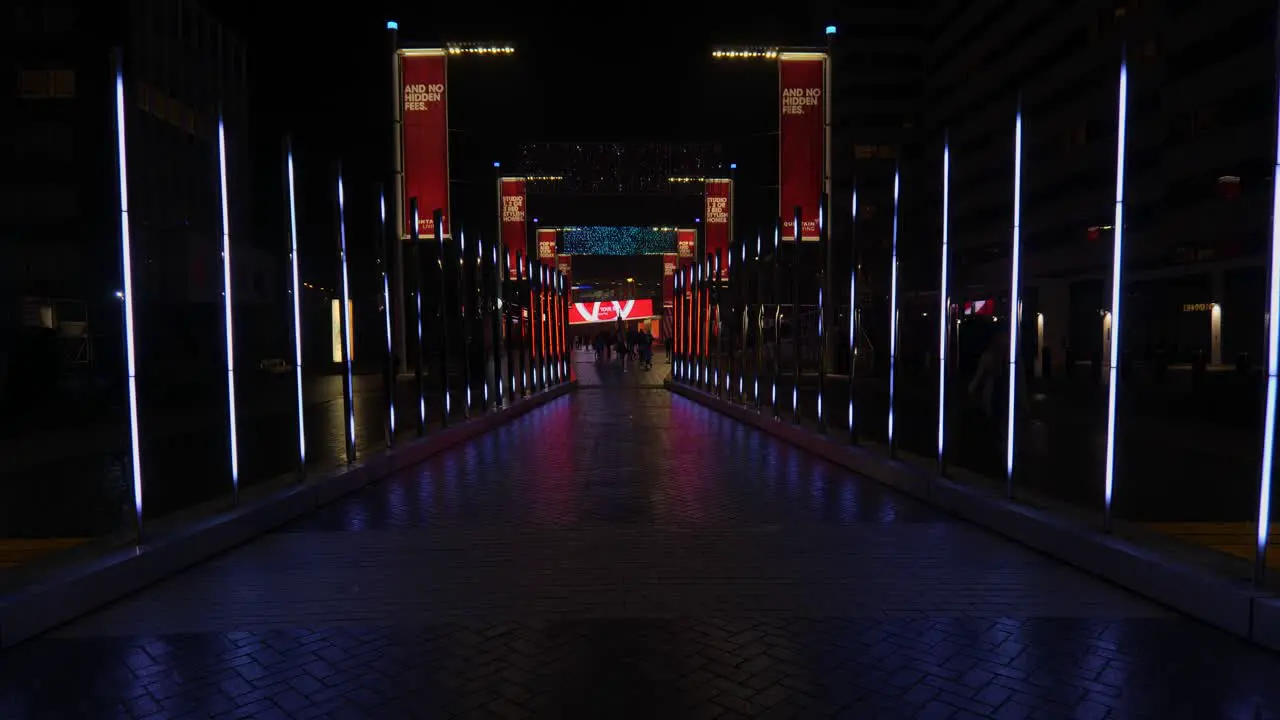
[
  {"xmin": 537, "ymin": 228, "xmax": 558, "ymax": 269},
  {"xmin": 705, "ymin": 179, "xmax": 731, "ymax": 277},
  {"xmin": 779, "ymin": 54, "xmax": 824, "ymax": 242},
  {"xmin": 401, "ymin": 50, "xmax": 451, "ymax": 239},
  {"xmin": 663, "ymin": 253, "xmax": 677, "ymax": 306},
  {"xmin": 569, "ymin": 299, "xmax": 657, "ymax": 325},
  {"xmin": 676, "ymin": 228, "xmax": 696, "ymax": 262},
  {"xmin": 557, "ymin": 255, "xmax": 572, "ymax": 300},
  {"xmin": 500, "ymin": 178, "xmax": 525, "ymax": 279}
]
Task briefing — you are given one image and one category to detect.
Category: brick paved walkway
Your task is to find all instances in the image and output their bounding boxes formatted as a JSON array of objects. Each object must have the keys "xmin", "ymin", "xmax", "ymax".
[{"xmin": 3, "ymin": 389, "xmax": 1280, "ymax": 719}]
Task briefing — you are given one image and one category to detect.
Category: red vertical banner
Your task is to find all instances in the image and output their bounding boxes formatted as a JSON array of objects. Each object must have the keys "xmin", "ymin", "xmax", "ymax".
[
  {"xmin": 401, "ymin": 50, "xmax": 451, "ymax": 238},
  {"xmin": 704, "ymin": 179, "xmax": 731, "ymax": 278},
  {"xmin": 500, "ymin": 178, "xmax": 526, "ymax": 279},
  {"xmin": 676, "ymin": 228, "xmax": 696, "ymax": 267},
  {"xmin": 662, "ymin": 253, "xmax": 677, "ymax": 308},
  {"xmin": 779, "ymin": 53, "xmax": 824, "ymax": 242},
  {"xmin": 557, "ymin": 255, "xmax": 572, "ymax": 301},
  {"xmin": 536, "ymin": 228, "xmax": 558, "ymax": 269}
]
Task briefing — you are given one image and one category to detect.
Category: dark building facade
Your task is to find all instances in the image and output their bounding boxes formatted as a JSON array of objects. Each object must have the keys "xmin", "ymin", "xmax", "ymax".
[
  {"xmin": 3, "ymin": 0, "xmax": 271, "ymax": 409},
  {"xmin": 828, "ymin": 0, "xmax": 1277, "ymax": 374}
]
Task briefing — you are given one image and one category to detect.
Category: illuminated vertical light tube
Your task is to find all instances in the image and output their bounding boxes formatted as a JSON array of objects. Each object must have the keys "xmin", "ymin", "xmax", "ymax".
[
  {"xmin": 437, "ymin": 210, "xmax": 451, "ymax": 420},
  {"xmin": 412, "ymin": 201, "xmax": 425, "ymax": 431},
  {"xmin": 380, "ymin": 190, "xmax": 395, "ymax": 441},
  {"xmin": 479, "ymin": 236, "xmax": 488, "ymax": 405},
  {"xmin": 461, "ymin": 231, "xmax": 474, "ymax": 417},
  {"xmin": 1006, "ymin": 105, "xmax": 1024, "ymax": 494},
  {"xmin": 817, "ymin": 198, "xmax": 825, "ymax": 430},
  {"xmin": 1103, "ymin": 54, "xmax": 1128, "ymax": 529},
  {"xmin": 791, "ymin": 206, "xmax": 800, "ymax": 425},
  {"xmin": 216, "ymin": 115, "xmax": 241, "ymax": 498},
  {"xmin": 493, "ymin": 243, "xmax": 504, "ymax": 405},
  {"xmin": 286, "ymin": 141, "xmax": 305, "ymax": 473},
  {"xmin": 739, "ymin": 239, "xmax": 746, "ymax": 400},
  {"xmin": 336, "ymin": 169, "xmax": 356, "ymax": 463},
  {"xmin": 113, "ymin": 54, "xmax": 144, "ymax": 537},
  {"xmin": 938, "ymin": 135, "xmax": 951, "ymax": 471},
  {"xmin": 542, "ymin": 265, "xmax": 550, "ymax": 387},
  {"xmin": 849, "ymin": 184, "xmax": 858, "ymax": 441},
  {"xmin": 772, "ymin": 221, "xmax": 780, "ymax": 414},
  {"xmin": 1256, "ymin": 50, "xmax": 1280, "ymax": 581},
  {"xmin": 755, "ymin": 232, "xmax": 762, "ymax": 408},
  {"xmin": 888, "ymin": 164, "xmax": 901, "ymax": 453},
  {"xmin": 560, "ymin": 273, "xmax": 568, "ymax": 379},
  {"xmin": 714, "ymin": 252, "xmax": 722, "ymax": 394}
]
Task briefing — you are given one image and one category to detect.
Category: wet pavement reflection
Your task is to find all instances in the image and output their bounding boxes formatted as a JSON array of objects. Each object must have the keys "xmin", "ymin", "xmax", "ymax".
[{"xmin": 2, "ymin": 388, "xmax": 1279, "ymax": 719}]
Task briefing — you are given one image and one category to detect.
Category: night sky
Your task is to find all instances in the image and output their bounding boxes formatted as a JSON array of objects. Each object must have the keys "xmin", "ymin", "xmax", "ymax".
[
  {"xmin": 217, "ymin": 0, "xmax": 829, "ymax": 277},
  {"xmin": 225, "ymin": 0, "xmax": 826, "ymax": 148}
]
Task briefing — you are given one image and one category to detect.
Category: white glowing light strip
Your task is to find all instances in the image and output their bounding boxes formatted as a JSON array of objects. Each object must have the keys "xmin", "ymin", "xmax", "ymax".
[
  {"xmin": 817, "ymin": 287, "xmax": 824, "ymax": 422},
  {"xmin": 415, "ymin": 209, "xmax": 426, "ymax": 425},
  {"xmin": 381, "ymin": 191, "xmax": 395, "ymax": 436},
  {"xmin": 114, "ymin": 61, "xmax": 143, "ymax": 527},
  {"xmin": 772, "ymin": 225, "xmax": 779, "ymax": 407},
  {"xmin": 888, "ymin": 167, "xmax": 900, "ymax": 445},
  {"xmin": 1103, "ymin": 57, "xmax": 1128, "ymax": 520},
  {"xmin": 850, "ymin": 186, "xmax": 858, "ymax": 431},
  {"xmin": 1006, "ymin": 109, "xmax": 1024, "ymax": 482},
  {"xmin": 938, "ymin": 142, "xmax": 950, "ymax": 464},
  {"xmin": 1257, "ymin": 64, "xmax": 1280, "ymax": 566},
  {"xmin": 217, "ymin": 117, "xmax": 240, "ymax": 491},
  {"xmin": 286, "ymin": 147, "xmax": 306, "ymax": 466},
  {"xmin": 714, "ymin": 255, "xmax": 721, "ymax": 389},
  {"xmin": 753, "ymin": 233, "xmax": 760, "ymax": 402},
  {"xmin": 494, "ymin": 244, "xmax": 503, "ymax": 400},
  {"xmin": 338, "ymin": 174, "xmax": 356, "ymax": 449}
]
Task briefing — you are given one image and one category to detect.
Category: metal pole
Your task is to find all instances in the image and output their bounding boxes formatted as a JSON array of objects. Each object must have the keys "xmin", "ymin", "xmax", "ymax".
[
  {"xmin": 283, "ymin": 135, "xmax": 306, "ymax": 480},
  {"xmin": 849, "ymin": 181, "xmax": 858, "ymax": 444},
  {"xmin": 491, "ymin": 238, "xmax": 504, "ymax": 407},
  {"xmin": 755, "ymin": 232, "xmax": 763, "ymax": 410},
  {"xmin": 111, "ymin": 47, "xmax": 145, "ymax": 542},
  {"xmin": 435, "ymin": 208, "xmax": 450, "ymax": 426},
  {"xmin": 376, "ymin": 183, "xmax": 395, "ymax": 447},
  {"xmin": 716, "ymin": 250, "xmax": 724, "ymax": 398},
  {"xmin": 792, "ymin": 205, "xmax": 802, "ymax": 425},
  {"xmin": 817, "ymin": 192, "xmax": 828, "ymax": 433},
  {"xmin": 516, "ymin": 251, "xmax": 527, "ymax": 396},
  {"xmin": 389, "ymin": 24, "xmax": 408, "ymax": 377},
  {"xmin": 335, "ymin": 162, "xmax": 356, "ymax": 465},
  {"xmin": 772, "ymin": 217, "xmax": 782, "ymax": 418},
  {"xmin": 410, "ymin": 199, "xmax": 426, "ymax": 436},
  {"xmin": 459, "ymin": 231, "xmax": 473, "ymax": 420}
]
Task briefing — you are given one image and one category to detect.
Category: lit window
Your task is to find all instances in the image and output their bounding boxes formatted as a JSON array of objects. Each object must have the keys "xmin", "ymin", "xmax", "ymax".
[
  {"xmin": 19, "ymin": 69, "xmax": 51, "ymax": 97},
  {"xmin": 51, "ymin": 69, "xmax": 75, "ymax": 98}
]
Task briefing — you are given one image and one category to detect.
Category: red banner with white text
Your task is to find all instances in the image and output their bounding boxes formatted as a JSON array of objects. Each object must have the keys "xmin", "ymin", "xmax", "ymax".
[
  {"xmin": 536, "ymin": 228, "xmax": 558, "ymax": 269},
  {"xmin": 779, "ymin": 54, "xmax": 824, "ymax": 242},
  {"xmin": 676, "ymin": 228, "xmax": 696, "ymax": 265},
  {"xmin": 401, "ymin": 50, "xmax": 451, "ymax": 239},
  {"xmin": 705, "ymin": 179, "xmax": 731, "ymax": 278},
  {"xmin": 569, "ymin": 299, "xmax": 656, "ymax": 325},
  {"xmin": 663, "ymin": 253, "xmax": 677, "ymax": 307},
  {"xmin": 500, "ymin": 178, "xmax": 526, "ymax": 279},
  {"xmin": 557, "ymin": 255, "xmax": 572, "ymax": 301}
]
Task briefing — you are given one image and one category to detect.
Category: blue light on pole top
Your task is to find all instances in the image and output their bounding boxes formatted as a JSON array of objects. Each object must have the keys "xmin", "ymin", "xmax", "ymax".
[
  {"xmin": 387, "ymin": 20, "xmax": 398, "ymax": 29},
  {"xmin": 730, "ymin": 163, "xmax": 737, "ymax": 170},
  {"xmin": 825, "ymin": 25, "xmax": 836, "ymax": 35},
  {"xmin": 493, "ymin": 161, "xmax": 500, "ymax": 167}
]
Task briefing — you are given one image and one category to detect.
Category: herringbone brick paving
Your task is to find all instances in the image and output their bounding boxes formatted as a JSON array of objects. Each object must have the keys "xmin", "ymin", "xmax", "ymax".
[{"xmin": 2, "ymin": 390, "xmax": 1278, "ymax": 719}]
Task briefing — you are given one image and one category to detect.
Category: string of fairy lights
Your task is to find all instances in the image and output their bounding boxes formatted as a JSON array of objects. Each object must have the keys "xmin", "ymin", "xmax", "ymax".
[{"xmin": 559, "ymin": 226, "xmax": 678, "ymax": 255}]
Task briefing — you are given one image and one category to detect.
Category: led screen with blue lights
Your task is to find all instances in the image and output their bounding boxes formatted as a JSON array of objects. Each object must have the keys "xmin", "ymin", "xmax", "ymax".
[{"xmin": 560, "ymin": 226, "xmax": 677, "ymax": 256}]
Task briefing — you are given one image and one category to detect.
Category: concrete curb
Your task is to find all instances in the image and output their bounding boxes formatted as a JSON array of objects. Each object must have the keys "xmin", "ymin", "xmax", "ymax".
[
  {"xmin": 0, "ymin": 382, "xmax": 575, "ymax": 648},
  {"xmin": 667, "ymin": 381, "xmax": 1279, "ymax": 652}
]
